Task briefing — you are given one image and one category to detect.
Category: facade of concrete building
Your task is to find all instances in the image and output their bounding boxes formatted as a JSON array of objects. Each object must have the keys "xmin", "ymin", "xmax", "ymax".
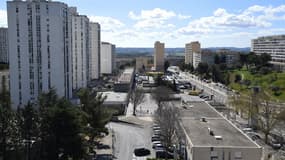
[
  {"xmin": 185, "ymin": 41, "xmax": 201, "ymax": 65},
  {"xmin": 217, "ymin": 49, "xmax": 240, "ymax": 67},
  {"xmin": 154, "ymin": 41, "xmax": 165, "ymax": 71},
  {"xmin": 89, "ymin": 22, "xmax": 100, "ymax": 80},
  {"xmin": 252, "ymin": 35, "xmax": 285, "ymax": 70},
  {"xmin": 136, "ymin": 57, "xmax": 148, "ymax": 71},
  {"xmin": 193, "ymin": 50, "xmax": 214, "ymax": 68},
  {"xmin": 70, "ymin": 8, "xmax": 89, "ymax": 89},
  {"xmin": 0, "ymin": 28, "xmax": 8, "ymax": 64},
  {"xmin": 7, "ymin": 0, "xmax": 73, "ymax": 108},
  {"xmin": 177, "ymin": 101, "xmax": 262, "ymax": 160},
  {"xmin": 100, "ymin": 42, "xmax": 115, "ymax": 74}
]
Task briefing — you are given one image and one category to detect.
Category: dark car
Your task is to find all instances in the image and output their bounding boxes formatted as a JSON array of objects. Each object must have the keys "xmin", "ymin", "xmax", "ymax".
[
  {"xmin": 134, "ymin": 148, "xmax": 151, "ymax": 157},
  {"xmin": 156, "ymin": 149, "xmax": 174, "ymax": 159}
]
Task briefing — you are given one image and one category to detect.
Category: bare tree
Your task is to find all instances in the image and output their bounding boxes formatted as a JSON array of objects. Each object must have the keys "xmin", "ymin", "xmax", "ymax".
[
  {"xmin": 257, "ymin": 96, "xmax": 279, "ymax": 144},
  {"xmin": 151, "ymin": 86, "xmax": 173, "ymax": 107},
  {"xmin": 155, "ymin": 102, "xmax": 180, "ymax": 149},
  {"xmin": 131, "ymin": 89, "xmax": 145, "ymax": 116}
]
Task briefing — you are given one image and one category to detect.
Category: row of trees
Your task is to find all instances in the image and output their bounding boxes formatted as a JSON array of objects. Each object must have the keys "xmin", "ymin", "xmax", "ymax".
[
  {"xmin": 0, "ymin": 84, "xmax": 110, "ymax": 160},
  {"xmin": 179, "ymin": 52, "xmax": 273, "ymax": 85},
  {"xmin": 229, "ymin": 90, "xmax": 285, "ymax": 144},
  {"xmin": 196, "ymin": 62, "xmax": 230, "ymax": 85},
  {"xmin": 151, "ymin": 86, "xmax": 179, "ymax": 149},
  {"xmin": 240, "ymin": 52, "xmax": 272, "ymax": 71}
]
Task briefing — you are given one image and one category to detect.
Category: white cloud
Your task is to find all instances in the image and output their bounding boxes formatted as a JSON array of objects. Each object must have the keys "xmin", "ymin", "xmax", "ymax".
[
  {"xmin": 0, "ymin": 10, "xmax": 7, "ymax": 27},
  {"xmin": 89, "ymin": 16, "xmax": 125, "ymax": 32},
  {"xmin": 129, "ymin": 8, "xmax": 176, "ymax": 20},
  {"xmin": 178, "ymin": 14, "xmax": 192, "ymax": 20},
  {"xmin": 177, "ymin": 5, "xmax": 285, "ymax": 36},
  {"xmin": 129, "ymin": 8, "xmax": 180, "ymax": 30}
]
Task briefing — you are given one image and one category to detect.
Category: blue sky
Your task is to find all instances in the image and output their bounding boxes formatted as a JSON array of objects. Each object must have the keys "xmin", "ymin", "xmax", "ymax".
[{"xmin": 1, "ymin": 0, "xmax": 285, "ymax": 47}]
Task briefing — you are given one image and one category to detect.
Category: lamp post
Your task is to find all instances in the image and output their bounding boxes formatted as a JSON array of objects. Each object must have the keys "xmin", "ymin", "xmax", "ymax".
[{"xmin": 23, "ymin": 139, "xmax": 35, "ymax": 160}]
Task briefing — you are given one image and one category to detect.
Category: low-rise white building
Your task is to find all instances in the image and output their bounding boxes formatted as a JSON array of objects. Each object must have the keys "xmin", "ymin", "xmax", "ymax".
[{"xmin": 176, "ymin": 101, "xmax": 262, "ymax": 160}]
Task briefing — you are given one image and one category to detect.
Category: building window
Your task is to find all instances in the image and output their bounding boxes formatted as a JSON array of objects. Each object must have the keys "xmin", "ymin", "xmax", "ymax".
[{"xmin": 235, "ymin": 152, "xmax": 242, "ymax": 159}]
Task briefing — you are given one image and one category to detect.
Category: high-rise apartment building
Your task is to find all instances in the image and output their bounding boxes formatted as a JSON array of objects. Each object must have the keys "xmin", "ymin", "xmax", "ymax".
[
  {"xmin": 0, "ymin": 28, "xmax": 8, "ymax": 64},
  {"xmin": 154, "ymin": 41, "xmax": 165, "ymax": 71},
  {"xmin": 100, "ymin": 42, "xmax": 115, "ymax": 74},
  {"xmin": 70, "ymin": 7, "xmax": 89, "ymax": 89},
  {"xmin": 251, "ymin": 35, "xmax": 285, "ymax": 70},
  {"xmin": 7, "ymin": 0, "xmax": 72, "ymax": 108},
  {"xmin": 185, "ymin": 41, "xmax": 201, "ymax": 65},
  {"xmin": 89, "ymin": 22, "xmax": 100, "ymax": 80}
]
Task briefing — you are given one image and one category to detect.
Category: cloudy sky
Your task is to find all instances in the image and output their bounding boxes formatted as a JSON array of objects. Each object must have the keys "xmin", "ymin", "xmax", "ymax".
[{"xmin": 1, "ymin": 0, "xmax": 285, "ymax": 47}]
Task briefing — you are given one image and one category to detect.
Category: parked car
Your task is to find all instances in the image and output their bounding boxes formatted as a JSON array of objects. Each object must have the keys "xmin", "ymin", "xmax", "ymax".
[
  {"xmin": 246, "ymin": 132, "xmax": 261, "ymax": 141},
  {"xmin": 155, "ymin": 149, "xmax": 174, "ymax": 159},
  {"xmin": 152, "ymin": 142, "xmax": 163, "ymax": 149},
  {"xmin": 242, "ymin": 128, "xmax": 253, "ymax": 133},
  {"xmin": 133, "ymin": 148, "xmax": 151, "ymax": 157}
]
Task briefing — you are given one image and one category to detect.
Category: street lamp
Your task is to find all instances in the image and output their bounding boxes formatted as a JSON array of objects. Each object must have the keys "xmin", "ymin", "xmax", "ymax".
[{"xmin": 23, "ymin": 139, "xmax": 35, "ymax": 160}]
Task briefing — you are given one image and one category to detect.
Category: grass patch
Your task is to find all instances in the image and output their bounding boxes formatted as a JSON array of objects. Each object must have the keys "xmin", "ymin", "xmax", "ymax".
[{"xmin": 229, "ymin": 69, "xmax": 285, "ymax": 102}]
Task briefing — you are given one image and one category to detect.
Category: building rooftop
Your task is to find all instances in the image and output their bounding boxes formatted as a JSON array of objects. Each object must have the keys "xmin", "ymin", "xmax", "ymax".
[
  {"xmin": 100, "ymin": 91, "xmax": 128, "ymax": 105},
  {"xmin": 117, "ymin": 68, "xmax": 134, "ymax": 84},
  {"xmin": 179, "ymin": 101, "xmax": 259, "ymax": 147}
]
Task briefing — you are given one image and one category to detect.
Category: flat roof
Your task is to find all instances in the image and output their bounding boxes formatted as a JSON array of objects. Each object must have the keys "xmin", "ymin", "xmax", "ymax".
[
  {"xmin": 179, "ymin": 101, "xmax": 259, "ymax": 147},
  {"xmin": 100, "ymin": 92, "xmax": 128, "ymax": 105},
  {"xmin": 117, "ymin": 68, "xmax": 134, "ymax": 83}
]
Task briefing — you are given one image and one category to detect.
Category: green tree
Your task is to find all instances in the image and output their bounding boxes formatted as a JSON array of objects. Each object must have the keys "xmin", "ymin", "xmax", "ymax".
[
  {"xmin": 214, "ymin": 54, "xmax": 220, "ymax": 64},
  {"xmin": 39, "ymin": 98, "xmax": 85, "ymax": 160},
  {"xmin": 196, "ymin": 62, "xmax": 209, "ymax": 78},
  {"xmin": 18, "ymin": 102, "xmax": 39, "ymax": 160},
  {"xmin": 164, "ymin": 60, "xmax": 170, "ymax": 72},
  {"xmin": 77, "ymin": 88, "xmax": 108, "ymax": 143},
  {"xmin": 210, "ymin": 64, "xmax": 222, "ymax": 82},
  {"xmin": 234, "ymin": 74, "xmax": 242, "ymax": 83},
  {"xmin": 38, "ymin": 88, "xmax": 58, "ymax": 108},
  {"xmin": 240, "ymin": 54, "xmax": 249, "ymax": 70},
  {"xmin": 0, "ymin": 75, "xmax": 14, "ymax": 160},
  {"xmin": 260, "ymin": 53, "xmax": 271, "ymax": 66}
]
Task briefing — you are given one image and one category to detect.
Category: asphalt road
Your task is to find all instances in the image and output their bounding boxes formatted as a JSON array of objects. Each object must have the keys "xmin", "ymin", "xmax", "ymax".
[
  {"xmin": 109, "ymin": 122, "xmax": 154, "ymax": 160},
  {"xmin": 179, "ymin": 72, "xmax": 229, "ymax": 103}
]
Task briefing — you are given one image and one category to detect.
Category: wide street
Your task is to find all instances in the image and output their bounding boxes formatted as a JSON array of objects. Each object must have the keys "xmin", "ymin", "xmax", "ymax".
[
  {"xmin": 110, "ymin": 119, "xmax": 154, "ymax": 160},
  {"xmin": 179, "ymin": 72, "xmax": 230, "ymax": 103}
]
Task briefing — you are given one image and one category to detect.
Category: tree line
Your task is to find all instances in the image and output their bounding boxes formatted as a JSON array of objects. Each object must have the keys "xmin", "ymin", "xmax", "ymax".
[
  {"xmin": 0, "ymin": 78, "xmax": 111, "ymax": 160},
  {"xmin": 229, "ymin": 89, "xmax": 285, "ymax": 145},
  {"xmin": 179, "ymin": 52, "xmax": 272, "ymax": 85}
]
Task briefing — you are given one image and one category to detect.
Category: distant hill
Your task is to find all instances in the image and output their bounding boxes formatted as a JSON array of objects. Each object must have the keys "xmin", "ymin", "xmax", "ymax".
[
  {"xmin": 204, "ymin": 47, "xmax": 250, "ymax": 53},
  {"xmin": 116, "ymin": 47, "xmax": 250, "ymax": 55}
]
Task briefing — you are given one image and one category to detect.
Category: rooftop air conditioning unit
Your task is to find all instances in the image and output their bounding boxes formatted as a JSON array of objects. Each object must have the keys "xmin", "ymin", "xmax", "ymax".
[{"xmin": 215, "ymin": 136, "xmax": 223, "ymax": 140}]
